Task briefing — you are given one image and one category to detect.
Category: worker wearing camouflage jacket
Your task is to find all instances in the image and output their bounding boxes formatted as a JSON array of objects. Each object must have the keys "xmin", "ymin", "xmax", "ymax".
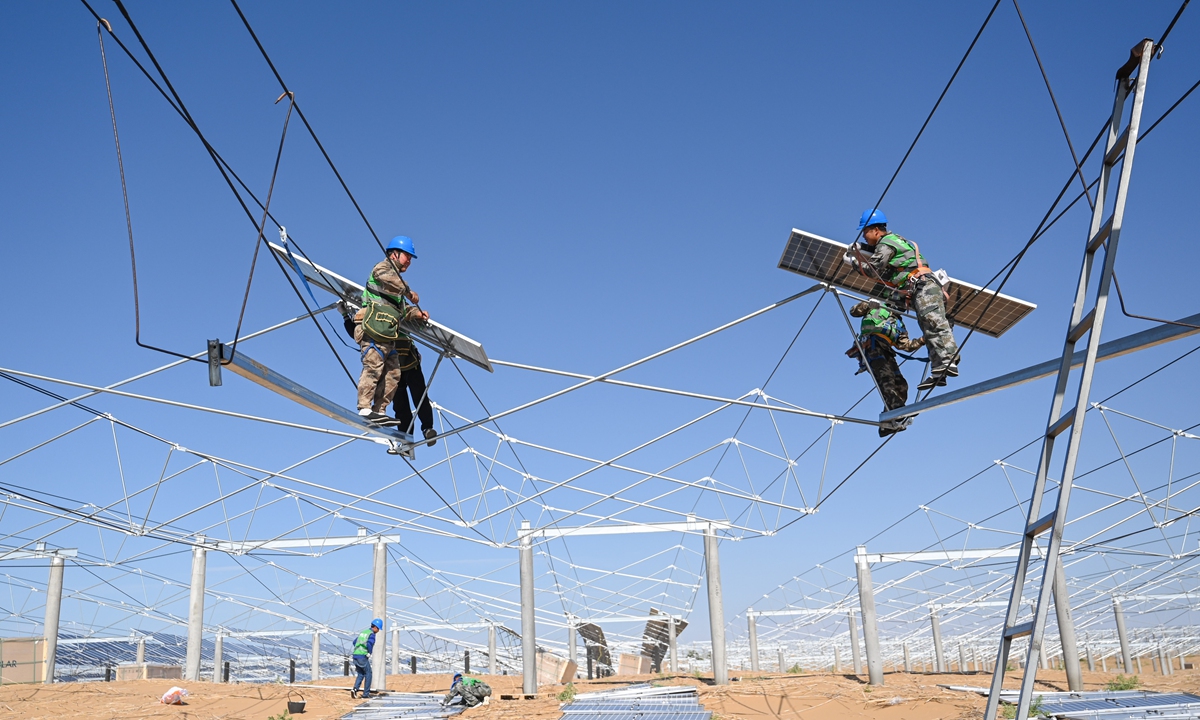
[
  {"xmin": 846, "ymin": 300, "xmax": 925, "ymax": 437},
  {"xmin": 854, "ymin": 210, "xmax": 959, "ymax": 391},
  {"xmin": 443, "ymin": 672, "xmax": 492, "ymax": 707}
]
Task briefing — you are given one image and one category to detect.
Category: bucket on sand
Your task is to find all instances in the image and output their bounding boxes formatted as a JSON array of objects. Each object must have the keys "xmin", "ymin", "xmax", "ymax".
[{"xmin": 287, "ymin": 690, "xmax": 306, "ymax": 714}]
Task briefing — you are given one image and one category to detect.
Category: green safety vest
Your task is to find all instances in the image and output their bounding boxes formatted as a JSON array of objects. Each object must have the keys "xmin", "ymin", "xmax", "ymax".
[
  {"xmin": 353, "ymin": 629, "xmax": 372, "ymax": 656},
  {"xmin": 876, "ymin": 233, "xmax": 927, "ymax": 288},
  {"xmin": 361, "ymin": 271, "xmax": 411, "ymax": 343},
  {"xmin": 859, "ymin": 306, "xmax": 905, "ymax": 346}
]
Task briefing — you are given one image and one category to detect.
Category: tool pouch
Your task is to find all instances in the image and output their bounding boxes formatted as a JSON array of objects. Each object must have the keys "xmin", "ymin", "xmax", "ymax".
[{"xmin": 362, "ymin": 302, "xmax": 405, "ymax": 343}]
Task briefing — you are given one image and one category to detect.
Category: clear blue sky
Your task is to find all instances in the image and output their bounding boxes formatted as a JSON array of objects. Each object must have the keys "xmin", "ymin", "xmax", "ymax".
[{"xmin": 1, "ymin": 0, "xmax": 1198, "ymax": 653}]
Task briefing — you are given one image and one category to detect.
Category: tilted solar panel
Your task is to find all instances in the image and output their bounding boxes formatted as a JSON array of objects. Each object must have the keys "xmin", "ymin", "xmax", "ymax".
[{"xmin": 778, "ymin": 228, "xmax": 1036, "ymax": 338}]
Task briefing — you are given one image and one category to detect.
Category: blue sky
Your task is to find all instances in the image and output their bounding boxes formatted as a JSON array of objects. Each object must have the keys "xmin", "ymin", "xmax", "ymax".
[{"xmin": 1, "ymin": 1, "xmax": 1198, "ymax": 657}]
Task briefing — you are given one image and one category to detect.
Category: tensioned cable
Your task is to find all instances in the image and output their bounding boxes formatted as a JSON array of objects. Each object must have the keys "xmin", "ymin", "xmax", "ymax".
[{"xmin": 84, "ymin": 0, "xmax": 357, "ymax": 383}]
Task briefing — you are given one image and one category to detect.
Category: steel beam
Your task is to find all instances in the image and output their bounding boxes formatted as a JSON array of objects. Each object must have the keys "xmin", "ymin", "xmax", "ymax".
[
  {"xmin": 313, "ymin": 632, "xmax": 321, "ymax": 681},
  {"xmin": 185, "ymin": 546, "xmax": 206, "ymax": 682},
  {"xmin": 1113, "ymin": 598, "xmax": 1132, "ymax": 671},
  {"xmin": 855, "ymin": 547, "xmax": 883, "ymax": 685},
  {"xmin": 372, "ymin": 538, "xmax": 387, "ymax": 692},
  {"xmin": 1052, "ymin": 557, "xmax": 1082, "ymax": 691},
  {"xmin": 528, "ymin": 519, "xmax": 733, "ymax": 539},
  {"xmin": 930, "ymin": 608, "xmax": 945, "ymax": 673},
  {"xmin": 704, "ymin": 525, "xmax": 728, "ymax": 685},
  {"xmin": 213, "ymin": 633, "xmax": 224, "ymax": 682},
  {"xmin": 519, "ymin": 521, "xmax": 536, "ymax": 694},
  {"xmin": 42, "ymin": 556, "xmax": 64, "ymax": 684},
  {"xmin": 208, "ymin": 534, "xmax": 401, "ymax": 554},
  {"xmin": 881, "ymin": 311, "xmax": 1200, "ymax": 423},
  {"xmin": 218, "ymin": 346, "xmax": 413, "ymax": 451},
  {"xmin": 848, "ymin": 610, "xmax": 862, "ymax": 675},
  {"xmin": 748, "ymin": 613, "xmax": 759, "ymax": 672}
]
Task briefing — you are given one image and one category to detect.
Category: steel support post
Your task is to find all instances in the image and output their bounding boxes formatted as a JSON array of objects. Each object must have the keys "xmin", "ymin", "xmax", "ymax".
[
  {"xmin": 668, "ymin": 617, "xmax": 678, "ymax": 673},
  {"xmin": 519, "ymin": 521, "xmax": 537, "ymax": 694},
  {"xmin": 1113, "ymin": 598, "xmax": 1132, "ymax": 671},
  {"xmin": 704, "ymin": 526, "xmax": 728, "ymax": 685},
  {"xmin": 136, "ymin": 637, "xmax": 145, "ymax": 664},
  {"xmin": 489, "ymin": 623, "xmax": 497, "ymax": 675},
  {"xmin": 848, "ymin": 611, "xmax": 862, "ymax": 675},
  {"xmin": 959, "ymin": 644, "xmax": 968, "ymax": 673},
  {"xmin": 1086, "ymin": 644, "xmax": 1095, "ymax": 672},
  {"xmin": 213, "ymin": 634, "xmax": 223, "ymax": 682},
  {"xmin": 855, "ymin": 547, "xmax": 883, "ymax": 685},
  {"xmin": 392, "ymin": 628, "xmax": 400, "ymax": 675},
  {"xmin": 903, "ymin": 643, "xmax": 911, "ymax": 672},
  {"xmin": 1136, "ymin": 655, "xmax": 1142, "ymax": 674},
  {"xmin": 185, "ymin": 546, "xmax": 206, "ymax": 682},
  {"xmin": 1052, "ymin": 557, "xmax": 1083, "ymax": 691},
  {"xmin": 372, "ymin": 539, "xmax": 387, "ymax": 692},
  {"xmin": 748, "ymin": 613, "xmax": 759, "ymax": 672},
  {"xmin": 930, "ymin": 608, "xmax": 944, "ymax": 673},
  {"xmin": 778, "ymin": 648, "xmax": 785, "ymax": 673},
  {"xmin": 312, "ymin": 632, "xmax": 321, "ymax": 681},
  {"xmin": 42, "ymin": 555, "xmax": 64, "ymax": 684},
  {"xmin": 834, "ymin": 646, "xmax": 841, "ymax": 672}
]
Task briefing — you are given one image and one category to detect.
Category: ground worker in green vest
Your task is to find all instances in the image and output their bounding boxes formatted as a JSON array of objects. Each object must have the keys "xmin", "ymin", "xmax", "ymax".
[
  {"xmin": 851, "ymin": 210, "xmax": 960, "ymax": 391},
  {"xmin": 355, "ymin": 236, "xmax": 429, "ymax": 426},
  {"xmin": 350, "ymin": 618, "xmax": 383, "ymax": 699},
  {"xmin": 846, "ymin": 300, "xmax": 926, "ymax": 436},
  {"xmin": 442, "ymin": 672, "xmax": 492, "ymax": 707}
]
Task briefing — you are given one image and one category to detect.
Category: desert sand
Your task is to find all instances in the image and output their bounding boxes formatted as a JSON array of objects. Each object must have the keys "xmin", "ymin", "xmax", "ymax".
[{"xmin": 2, "ymin": 667, "xmax": 1197, "ymax": 720}]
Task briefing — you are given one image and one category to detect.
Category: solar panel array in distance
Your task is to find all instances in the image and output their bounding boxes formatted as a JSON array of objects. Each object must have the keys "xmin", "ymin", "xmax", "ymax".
[{"xmin": 778, "ymin": 229, "xmax": 1036, "ymax": 338}]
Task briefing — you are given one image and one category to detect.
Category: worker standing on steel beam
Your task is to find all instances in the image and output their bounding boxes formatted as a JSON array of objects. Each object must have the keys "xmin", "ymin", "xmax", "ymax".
[
  {"xmin": 354, "ymin": 236, "xmax": 429, "ymax": 426},
  {"xmin": 851, "ymin": 210, "xmax": 960, "ymax": 390},
  {"xmin": 351, "ymin": 618, "xmax": 383, "ymax": 699},
  {"xmin": 846, "ymin": 300, "xmax": 925, "ymax": 436}
]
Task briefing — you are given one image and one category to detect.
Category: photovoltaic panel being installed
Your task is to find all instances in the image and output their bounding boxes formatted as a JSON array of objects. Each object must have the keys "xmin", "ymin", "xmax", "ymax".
[{"xmin": 777, "ymin": 228, "xmax": 1036, "ymax": 338}]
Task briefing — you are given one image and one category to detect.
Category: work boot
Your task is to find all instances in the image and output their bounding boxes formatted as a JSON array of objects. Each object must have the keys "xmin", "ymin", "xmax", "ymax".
[
  {"xmin": 917, "ymin": 374, "xmax": 948, "ymax": 392},
  {"xmin": 932, "ymin": 361, "xmax": 959, "ymax": 378},
  {"xmin": 365, "ymin": 412, "xmax": 391, "ymax": 426},
  {"xmin": 350, "ymin": 689, "xmax": 359, "ymax": 699},
  {"xmin": 424, "ymin": 428, "xmax": 437, "ymax": 447}
]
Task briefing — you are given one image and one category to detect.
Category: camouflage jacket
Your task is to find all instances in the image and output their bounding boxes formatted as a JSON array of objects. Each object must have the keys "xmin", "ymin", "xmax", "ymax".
[{"xmin": 363, "ymin": 259, "xmax": 415, "ymax": 317}]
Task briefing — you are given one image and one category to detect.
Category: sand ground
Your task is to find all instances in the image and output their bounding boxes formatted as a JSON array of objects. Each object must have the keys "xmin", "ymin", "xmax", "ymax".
[{"xmin": 1, "ymin": 667, "xmax": 1197, "ymax": 720}]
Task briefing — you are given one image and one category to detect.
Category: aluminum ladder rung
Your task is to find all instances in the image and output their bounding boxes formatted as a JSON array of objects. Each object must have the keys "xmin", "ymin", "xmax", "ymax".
[
  {"xmin": 1047, "ymin": 405, "xmax": 1078, "ymax": 438},
  {"xmin": 1027, "ymin": 510, "xmax": 1056, "ymax": 537},
  {"xmin": 1068, "ymin": 309, "xmax": 1096, "ymax": 343},
  {"xmin": 1005, "ymin": 621, "xmax": 1035, "ymax": 639},
  {"xmin": 1104, "ymin": 126, "xmax": 1130, "ymax": 166},
  {"xmin": 1087, "ymin": 216, "xmax": 1114, "ymax": 253}
]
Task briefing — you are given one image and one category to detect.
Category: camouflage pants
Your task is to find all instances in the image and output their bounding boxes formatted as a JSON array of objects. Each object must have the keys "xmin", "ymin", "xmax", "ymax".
[
  {"xmin": 911, "ymin": 278, "xmax": 959, "ymax": 370},
  {"xmin": 355, "ymin": 324, "xmax": 401, "ymax": 412},
  {"xmin": 869, "ymin": 354, "xmax": 908, "ymax": 412}
]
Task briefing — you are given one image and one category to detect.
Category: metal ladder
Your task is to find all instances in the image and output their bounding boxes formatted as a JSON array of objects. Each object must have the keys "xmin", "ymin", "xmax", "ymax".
[{"xmin": 982, "ymin": 38, "xmax": 1154, "ymax": 720}]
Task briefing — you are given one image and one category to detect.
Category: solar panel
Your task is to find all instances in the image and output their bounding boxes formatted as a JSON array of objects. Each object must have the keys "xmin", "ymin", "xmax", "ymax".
[
  {"xmin": 641, "ymin": 608, "xmax": 688, "ymax": 669},
  {"xmin": 577, "ymin": 622, "xmax": 612, "ymax": 667},
  {"xmin": 778, "ymin": 228, "xmax": 1036, "ymax": 338},
  {"xmin": 269, "ymin": 242, "xmax": 493, "ymax": 372}
]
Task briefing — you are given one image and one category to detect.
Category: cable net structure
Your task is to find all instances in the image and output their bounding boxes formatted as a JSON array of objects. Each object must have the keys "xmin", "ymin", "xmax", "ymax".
[{"xmin": 2, "ymin": 0, "xmax": 1198, "ymax": 691}]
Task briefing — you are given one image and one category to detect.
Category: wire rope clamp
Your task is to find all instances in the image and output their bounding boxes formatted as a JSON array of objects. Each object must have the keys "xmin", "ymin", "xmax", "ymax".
[{"xmin": 207, "ymin": 339, "xmax": 223, "ymax": 387}]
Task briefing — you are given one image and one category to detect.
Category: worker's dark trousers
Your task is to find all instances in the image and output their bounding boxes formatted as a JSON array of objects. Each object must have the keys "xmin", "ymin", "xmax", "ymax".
[
  {"xmin": 352, "ymin": 654, "xmax": 372, "ymax": 695},
  {"xmin": 393, "ymin": 362, "xmax": 434, "ymax": 433},
  {"xmin": 869, "ymin": 354, "xmax": 908, "ymax": 407}
]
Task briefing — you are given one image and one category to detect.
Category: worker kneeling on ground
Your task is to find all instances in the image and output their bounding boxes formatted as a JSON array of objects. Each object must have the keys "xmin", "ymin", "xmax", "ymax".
[
  {"xmin": 351, "ymin": 618, "xmax": 383, "ymax": 699},
  {"xmin": 353, "ymin": 236, "xmax": 433, "ymax": 442},
  {"xmin": 442, "ymin": 672, "xmax": 492, "ymax": 707},
  {"xmin": 846, "ymin": 300, "xmax": 925, "ymax": 437},
  {"xmin": 852, "ymin": 209, "xmax": 960, "ymax": 391}
]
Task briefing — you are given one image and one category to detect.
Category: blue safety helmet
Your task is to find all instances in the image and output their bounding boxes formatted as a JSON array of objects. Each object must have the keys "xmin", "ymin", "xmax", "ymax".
[
  {"xmin": 453, "ymin": 672, "xmax": 463, "ymax": 681},
  {"xmin": 385, "ymin": 235, "xmax": 418, "ymax": 258},
  {"xmin": 371, "ymin": 618, "xmax": 384, "ymax": 630},
  {"xmin": 857, "ymin": 209, "xmax": 888, "ymax": 231}
]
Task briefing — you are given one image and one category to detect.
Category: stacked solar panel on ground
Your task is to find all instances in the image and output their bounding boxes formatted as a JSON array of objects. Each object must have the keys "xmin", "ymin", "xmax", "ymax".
[
  {"xmin": 341, "ymin": 692, "xmax": 465, "ymax": 720},
  {"xmin": 562, "ymin": 684, "xmax": 710, "ymax": 720}
]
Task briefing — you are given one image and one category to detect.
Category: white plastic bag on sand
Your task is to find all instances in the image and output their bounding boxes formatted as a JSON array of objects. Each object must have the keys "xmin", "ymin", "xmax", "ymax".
[{"xmin": 160, "ymin": 686, "xmax": 189, "ymax": 705}]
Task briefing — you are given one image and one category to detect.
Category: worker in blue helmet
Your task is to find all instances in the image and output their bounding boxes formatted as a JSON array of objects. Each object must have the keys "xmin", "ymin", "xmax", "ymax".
[
  {"xmin": 850, "ymin": 210, "xmax": 960, "ymax": 391},
  {"xmin": 443, "ymin": 670, "xmax": 492, "ymax": 707},
  {"xmin": 351, "ymin": 236, "xmax": 432, "ymax": 433},
  {"xmin": 350, "ymin": 618, "xmax": 384, "ymax": 699}
]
